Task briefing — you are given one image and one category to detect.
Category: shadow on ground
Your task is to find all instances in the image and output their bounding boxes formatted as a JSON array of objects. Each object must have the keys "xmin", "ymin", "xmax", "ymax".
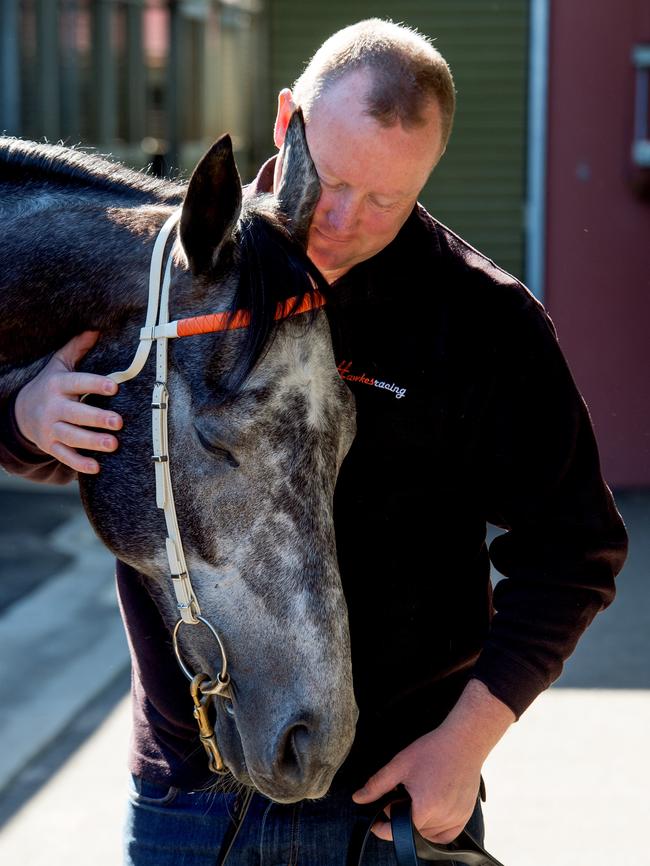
[
  {"xmin": 0, "ymin": 489, "xmax": 79, "ymax": 613},
  {"xmin": 0, "ymin": 670, "xmax": 130, "ymax": 829}
]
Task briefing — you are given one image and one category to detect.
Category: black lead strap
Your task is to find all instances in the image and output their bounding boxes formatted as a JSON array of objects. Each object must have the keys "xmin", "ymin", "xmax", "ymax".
[
  {"xmin": 349, "ymin": 786, "xmax": 506, "ymax": 866},
  {"xmin": 216, "ymin": 787, "xmax": 255, "ymax": 866}
]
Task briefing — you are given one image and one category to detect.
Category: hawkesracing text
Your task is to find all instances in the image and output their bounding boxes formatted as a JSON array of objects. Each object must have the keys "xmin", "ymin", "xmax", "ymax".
[{"xmin": 337, "ymin": 361, "xmax": 407, "ymax": 400}]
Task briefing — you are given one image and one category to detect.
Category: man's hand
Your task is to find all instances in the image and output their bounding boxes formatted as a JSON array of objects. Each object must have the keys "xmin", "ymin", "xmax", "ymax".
[
  {"xmin": 14, "ymin": 331, "xmax": 123, "ymax": 474},
  {"xmin": 352, "ymin": 679, "xmax": 516, "ymax": 844}
]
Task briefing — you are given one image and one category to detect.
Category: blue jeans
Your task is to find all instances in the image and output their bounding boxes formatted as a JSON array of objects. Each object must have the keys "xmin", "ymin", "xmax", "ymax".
[{"xmin": 124, "ymin": 774, "xmax": 485, "ymax": 865}]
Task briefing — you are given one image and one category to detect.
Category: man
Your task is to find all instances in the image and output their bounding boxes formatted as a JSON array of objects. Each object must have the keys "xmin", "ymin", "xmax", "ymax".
[{"xmin": 1, "ymin": 19, "xmax": 627, "ymax": 865}]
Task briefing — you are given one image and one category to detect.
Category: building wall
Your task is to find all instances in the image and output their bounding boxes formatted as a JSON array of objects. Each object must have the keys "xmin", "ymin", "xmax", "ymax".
[
  {"xmin": 0, "ymin": 1, "xmax": 266, "ymax": 180},
  {"xmin": 545, "ymin": 0, "xmax": 650, "ymax": 487},
  {"xmin": 268, "ymin": 1, "xmax": 529, "ymax": 280}
]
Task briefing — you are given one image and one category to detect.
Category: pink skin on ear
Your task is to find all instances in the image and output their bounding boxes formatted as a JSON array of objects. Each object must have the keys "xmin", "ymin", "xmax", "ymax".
[{"xmin": 273, "ymin": 89, "xmax": 298, "ymax": 193}]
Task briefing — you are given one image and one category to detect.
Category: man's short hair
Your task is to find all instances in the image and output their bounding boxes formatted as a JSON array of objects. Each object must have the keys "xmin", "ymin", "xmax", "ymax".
[{"xmin": 292, "ymin": 19, "xmax": 456, "ymax": 153}]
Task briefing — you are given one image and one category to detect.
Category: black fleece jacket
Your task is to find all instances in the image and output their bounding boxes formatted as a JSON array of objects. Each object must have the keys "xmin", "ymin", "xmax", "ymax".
[{"xmin": 0, "ymin": 191, "xmax": 628, "ymax": 790}]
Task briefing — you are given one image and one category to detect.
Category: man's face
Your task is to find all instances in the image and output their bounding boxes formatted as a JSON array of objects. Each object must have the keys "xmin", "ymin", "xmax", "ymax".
[{"xmin": 290, "ymin": 70, "xmax": 444, "ymax": 283}]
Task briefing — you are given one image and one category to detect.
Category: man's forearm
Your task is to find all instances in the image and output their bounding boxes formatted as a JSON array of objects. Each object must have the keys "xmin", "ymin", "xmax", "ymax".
[{"xmin": 438, "ymin": 677, "xmax": 516, "ymax": 763}]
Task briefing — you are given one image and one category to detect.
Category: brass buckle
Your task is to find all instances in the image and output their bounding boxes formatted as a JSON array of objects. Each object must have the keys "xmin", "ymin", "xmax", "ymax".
[
  {"xmin": 172, "ymin": 616, "xmax": 233, "ymax": 775},
  {"xmin": 190, "ymin": 674, "xmax": 229, "ymax": 775}
]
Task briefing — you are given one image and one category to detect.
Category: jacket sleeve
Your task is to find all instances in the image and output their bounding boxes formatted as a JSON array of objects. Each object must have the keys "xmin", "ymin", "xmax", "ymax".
[
  {"xmin": 470, "ymin": 297, "xmax": 628, "ymax": 718},
  {"xmin": 0, "ymin": 391, "xmax": 76, "ymax": 485}
]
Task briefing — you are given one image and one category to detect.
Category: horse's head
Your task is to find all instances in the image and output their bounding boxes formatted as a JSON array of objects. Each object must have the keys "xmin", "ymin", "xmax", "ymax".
[{"xmin": 80, "ymin": 112, "xmax": 358, "ymax": 802}]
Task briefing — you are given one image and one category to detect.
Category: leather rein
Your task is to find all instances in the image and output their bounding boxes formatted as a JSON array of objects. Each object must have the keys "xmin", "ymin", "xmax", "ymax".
[{"xmin": 108, "ymin": 208, "xmax": 324, "ymax": 774}]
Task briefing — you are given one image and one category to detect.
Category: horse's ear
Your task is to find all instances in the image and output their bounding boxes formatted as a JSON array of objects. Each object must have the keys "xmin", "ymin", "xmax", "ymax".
[
  {"xmin": 180, "ymin": 135, "xmax": 242, "ymax": 275},
  {"xmin": 275, "ymin": 109, "xmax": 321, "ymax": 248}
]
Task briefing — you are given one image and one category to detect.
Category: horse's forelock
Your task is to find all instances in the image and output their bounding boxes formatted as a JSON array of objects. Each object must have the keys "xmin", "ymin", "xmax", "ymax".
[{"xmin": 209, "ymin": 206, "xmax": 326, "ymax": 402}]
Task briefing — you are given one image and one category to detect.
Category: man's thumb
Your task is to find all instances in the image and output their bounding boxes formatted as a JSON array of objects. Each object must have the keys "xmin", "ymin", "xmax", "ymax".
[
  {"xmin": 56, "ymin": 330, "xmax": 100, "ymax": 369},
  {"xmin": 352, "ymin": 762, "xmax": 401, "ymax": 804}
]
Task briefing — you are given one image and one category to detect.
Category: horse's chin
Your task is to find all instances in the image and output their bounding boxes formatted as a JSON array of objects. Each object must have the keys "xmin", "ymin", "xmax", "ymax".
[
  {"xmin": 224, "ymin": 751, "xmax": 334, "ymax": 804},
  {"xmin": 246, "ymin": 766, "xmax": 334, "ymax": 804}
]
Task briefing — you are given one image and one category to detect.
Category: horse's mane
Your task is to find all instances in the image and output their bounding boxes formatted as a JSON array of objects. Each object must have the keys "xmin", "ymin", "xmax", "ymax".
[{"xmin": 0, "ymin": 137, "xmax": 183, "ymax": 205}]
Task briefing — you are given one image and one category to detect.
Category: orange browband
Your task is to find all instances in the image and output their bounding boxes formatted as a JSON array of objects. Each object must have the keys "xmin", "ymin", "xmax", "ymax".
[{"xmin": 176, "ymin": 290, "xmax": 327, "ymax": 338}]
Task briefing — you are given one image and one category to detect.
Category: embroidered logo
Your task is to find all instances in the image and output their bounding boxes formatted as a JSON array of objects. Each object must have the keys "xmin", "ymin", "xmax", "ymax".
[{"xmin": 337, "ymin": 360, "xmax": 407, "ymax": 400}]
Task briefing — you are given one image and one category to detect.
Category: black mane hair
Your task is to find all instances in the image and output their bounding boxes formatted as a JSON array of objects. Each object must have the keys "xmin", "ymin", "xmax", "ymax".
[
  {"xmin": 0, "ymin": 136, "xmax": 182, "ymax": 205},
  {"xmin": 220, "ymin": 204, "xmax": 327, "ymax": 399}
]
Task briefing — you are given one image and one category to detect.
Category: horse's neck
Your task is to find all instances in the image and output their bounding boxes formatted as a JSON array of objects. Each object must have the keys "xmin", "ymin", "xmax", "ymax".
[{"xmin": 0, "ymin": 199, "xmax": 178, "ymax": 366}]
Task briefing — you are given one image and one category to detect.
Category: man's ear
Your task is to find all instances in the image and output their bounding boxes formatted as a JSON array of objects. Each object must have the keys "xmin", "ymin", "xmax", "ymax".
[
  {"xmin": 179, "ymin": 134, "xmax": 242, "ymax": 275},
  {"xmin": 274, "ymin": 88, "xmax": 296, "ymax": 149},
  {"xmin": 275, "ymin": 109, "xmax": 321, "ymax": 248}
]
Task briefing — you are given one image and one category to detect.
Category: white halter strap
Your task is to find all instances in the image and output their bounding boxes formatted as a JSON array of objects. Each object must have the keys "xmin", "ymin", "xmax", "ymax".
[
  {"xmin": 108, "ymin": 208, "xmax": 200, "ymax": 624},
  {"xmin": 108, "ymin": 208, "xmax": 181, "ymax": 385}
]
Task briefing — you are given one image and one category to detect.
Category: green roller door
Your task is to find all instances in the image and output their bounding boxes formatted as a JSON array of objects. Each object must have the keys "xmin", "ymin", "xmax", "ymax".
[{"xmin": 266, "ymin": 1, "xmax": 529, "ymax": 280}]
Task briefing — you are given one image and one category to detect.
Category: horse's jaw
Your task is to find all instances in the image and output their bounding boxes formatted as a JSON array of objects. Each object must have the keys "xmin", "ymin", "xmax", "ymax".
[{"xmin": 154, "ymin": 556, "xmax": 358, "ymax": 802}]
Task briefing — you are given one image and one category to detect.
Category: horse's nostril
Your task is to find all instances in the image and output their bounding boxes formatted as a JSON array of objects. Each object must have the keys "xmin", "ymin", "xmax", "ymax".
[
  {"xmin": 278, "ymin": 722, "xmax": 311, "ymax": 776},
  {"xmin": 224, "ymin": 699, "xmax": 235, "ymax": 717}
]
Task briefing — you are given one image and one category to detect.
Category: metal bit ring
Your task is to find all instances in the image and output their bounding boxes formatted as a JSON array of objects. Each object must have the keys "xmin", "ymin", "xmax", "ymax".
[{"xmin": 172, "ymin": 615, "xmax": 232, "ymax": 698}]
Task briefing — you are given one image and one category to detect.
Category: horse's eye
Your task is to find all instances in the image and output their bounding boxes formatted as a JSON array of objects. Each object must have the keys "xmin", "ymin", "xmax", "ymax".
[{"xmin": 194, "ymin": 427, "xmax": 240, "ymax": 468}]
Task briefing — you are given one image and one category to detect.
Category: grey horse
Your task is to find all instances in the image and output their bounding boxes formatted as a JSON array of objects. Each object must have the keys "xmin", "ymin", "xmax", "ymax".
[{"xmin": 0, "ymin": 113, "xmax": 358, "ymax": 803}]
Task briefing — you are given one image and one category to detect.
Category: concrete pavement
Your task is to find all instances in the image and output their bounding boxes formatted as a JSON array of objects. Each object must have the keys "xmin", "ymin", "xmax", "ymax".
[
  {"xmin": 483, "ymin": 688, "xmax": 650, "ymax": 865},
  {"xmin": 0, "ymin": 480, "xmax": 129, "ymax": 799},
  {"xmin": 0, "ymin": 677, "xmax": 130, "ymax": 866},
  {"xmin": 0, "ymin": 485, "xmax": 647, "ymax": 865},
  {"xmin": 0, "ymin": 508, "xmax": 129, "ymax": 791}
]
